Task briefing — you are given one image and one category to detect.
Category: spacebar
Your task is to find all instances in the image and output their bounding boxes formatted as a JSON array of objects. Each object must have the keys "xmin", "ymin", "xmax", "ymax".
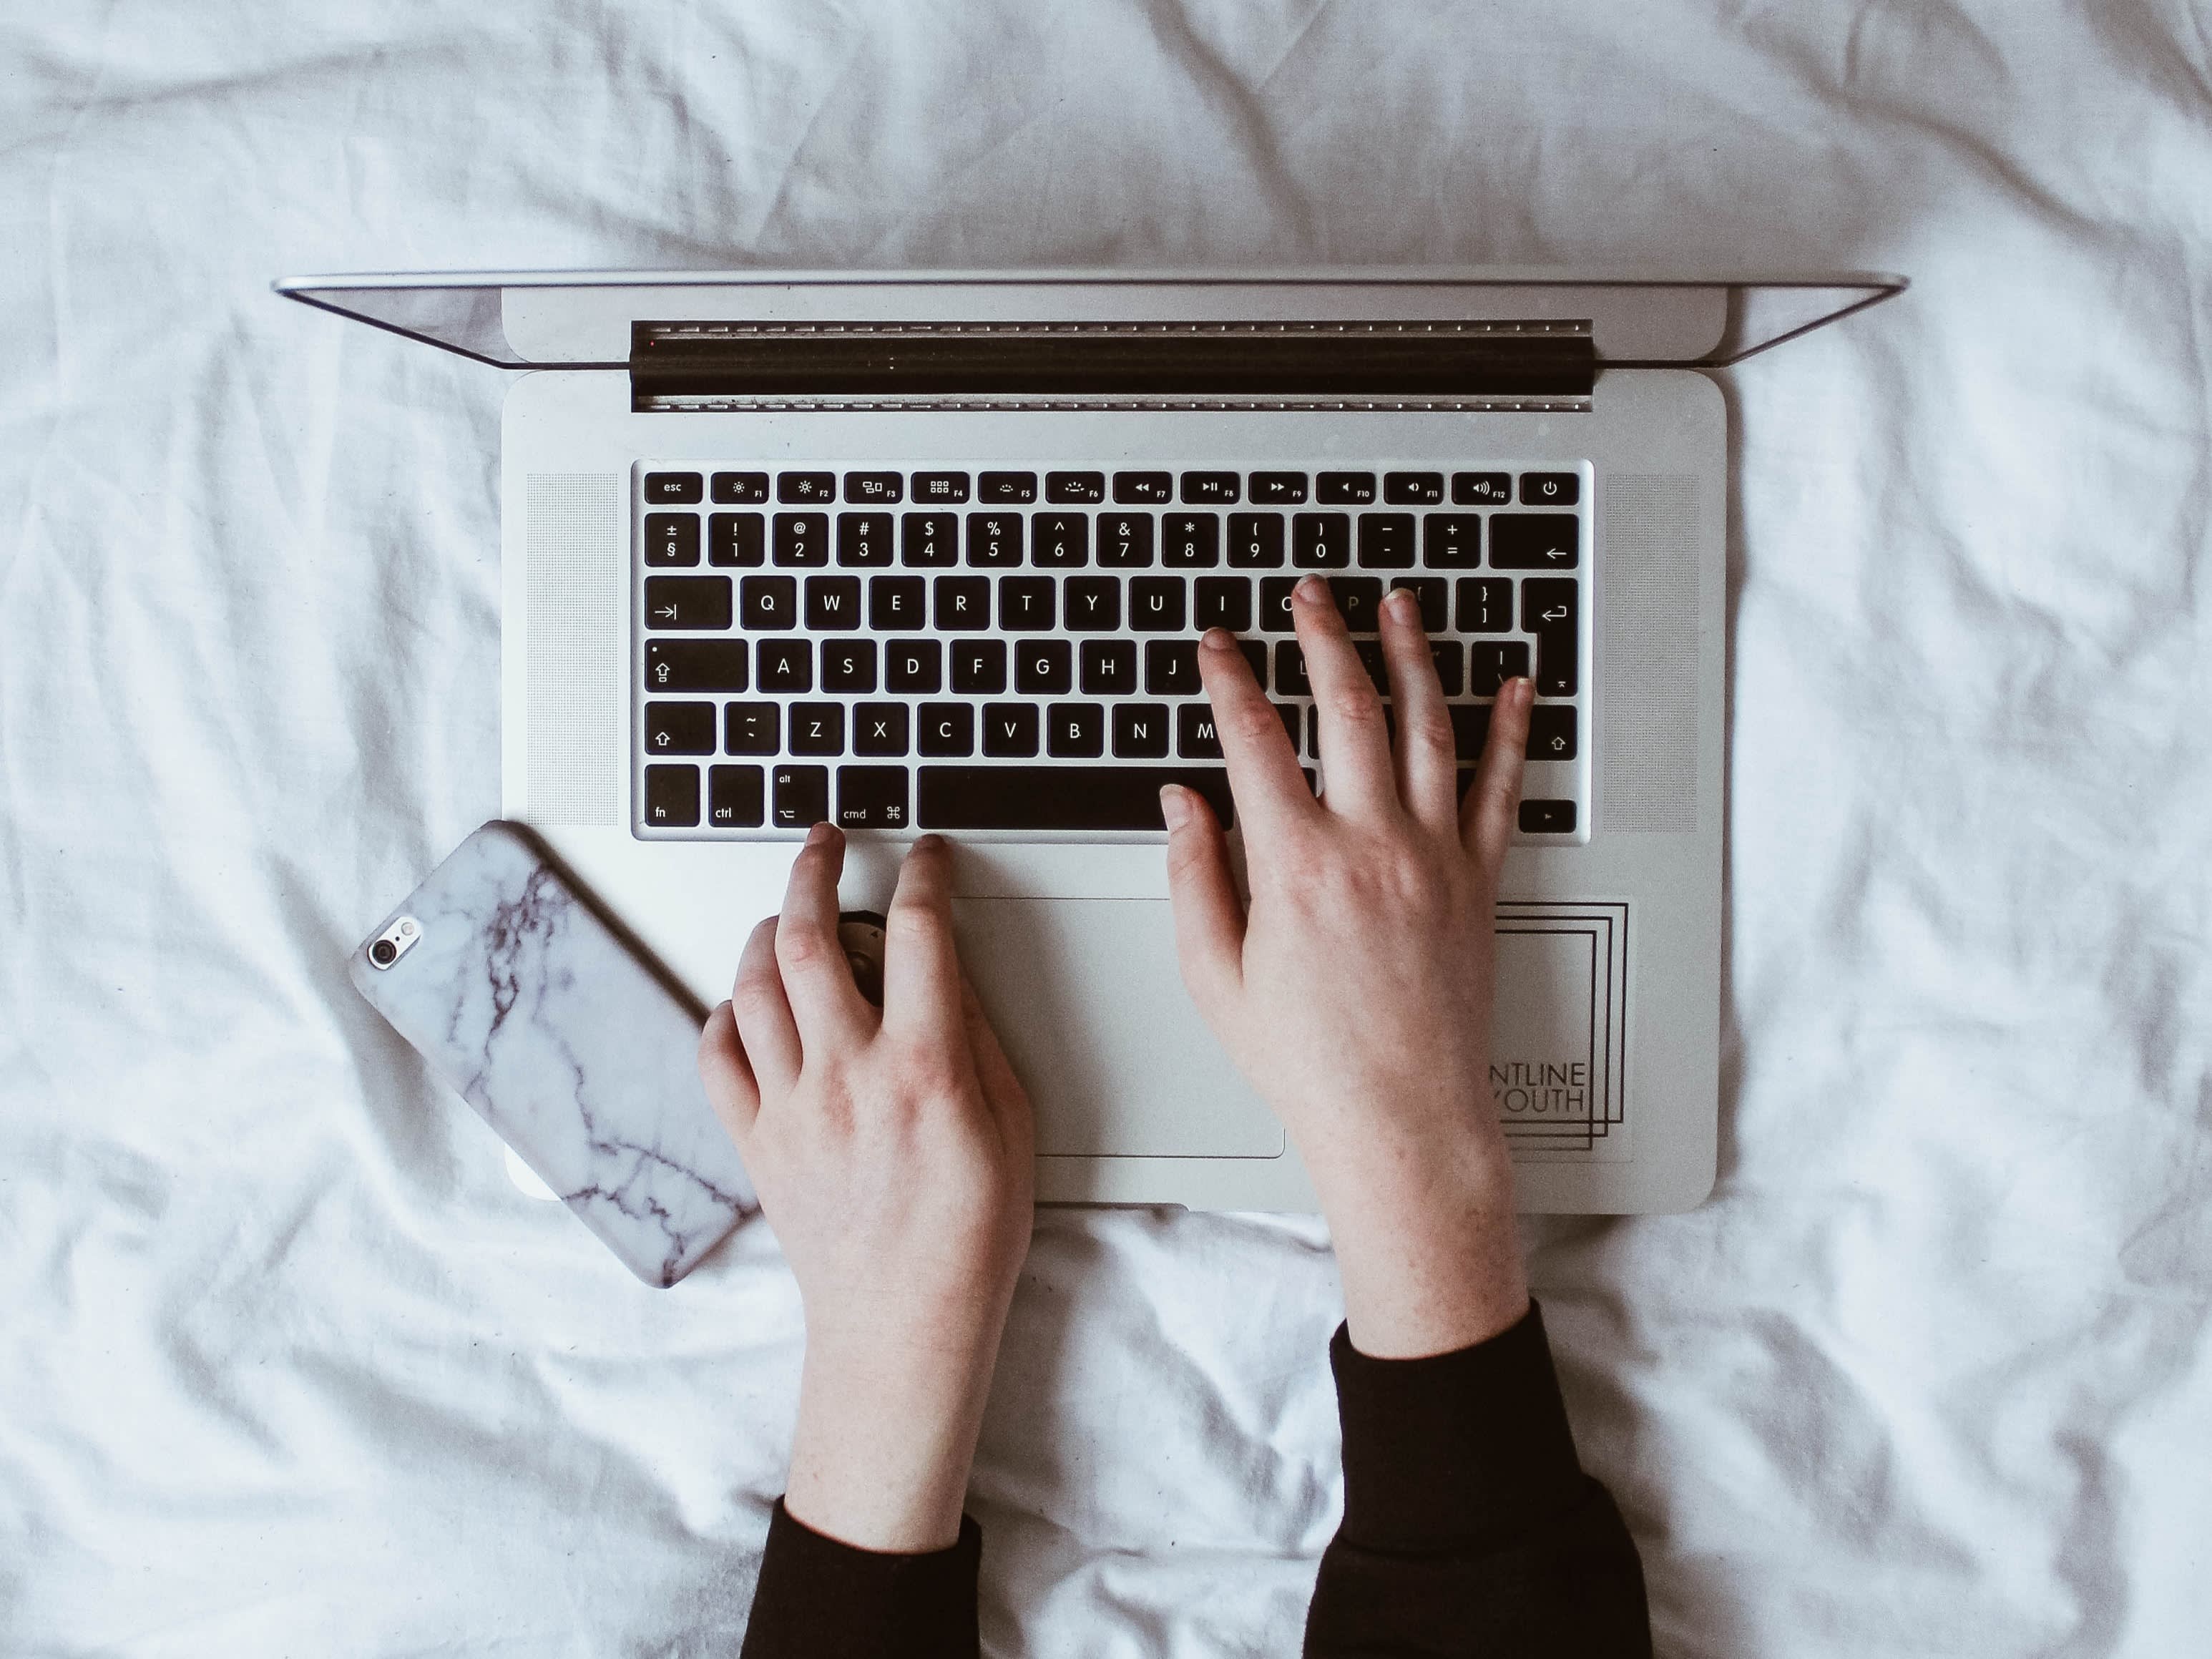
[{"xmin": 916, "ymin": 766, "xmax": 1234, "ymax": 830}]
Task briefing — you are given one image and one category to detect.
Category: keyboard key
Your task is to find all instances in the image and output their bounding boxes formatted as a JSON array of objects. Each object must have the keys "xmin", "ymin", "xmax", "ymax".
[
  {"xmin": 1161, "ymin": 514, "xmax": 1220, "ymax": 568},
  {"xmin": 1357, "ymin": 514, "xmax": 1416, "ymax": 569},
  {"xmin": 917, "ymin": 766, "xmax": 1235, "ymax": 831},
  {"xmin": 1489, "ymin": 514, "xmax": 1580, "ymax": 570},
  {"xmin": 1114, "ymin": 471, "xmax": 1174, "ymax": 504},
  {"xmin": 788, "ymin": 703, "xmax": 846, "ymax": 756},
  {"xmin": 903, "ymin": 512, "xmax": 961, "ymax": 566},
  {"xmin": 646, "ymin": 638, "xmax": 746, "ymax": 693},
  {"xmin": 911, "ymin": 470, "xmax": 970, "ymax": 504},
  {"xmin": 1469, "ymin": 640, "xmax": 1532, "ymax": 695},
  {"xmin": 1047, "ymin": 702, "xmax": 1106, "ymax": 758},
  {"xmin": 1194, "ymin": 576, "xmax": 1251, "ymax": 632},
  {"xmin": 1112, "ymin": 703, "xmax": 1171, "ymax": 758},
  {"xmin": 821, "ymin": 637, "xmax": 877, "ymax": 693},
  {"xmin": 644, "ymin": 763, "xmax": 700, "ymax": 825},
  {"xmin": 773, "ymin": 512, "xmax": 829, "ymax": 566},
  {"xmin": 1316, "ymin": 471, "xmax": 1376, "ymax": 505},
  {"xmin": 1519, "ymin": 798, "xmax": 1577, "ymax": 833},
  {"xmin": 1145, "ymin": 640, "xmax": 1201, "ymax": 696},
  {"xmin": 1237, "ymin": 638, "xmax": 1268, "ymax": 688},
  {"xmin": 645, "ymin": 701, "xmax": 716, "ymax": 756},
  {"xmin": 772, "ymin": 764, "xmax": 830, "ymax": 828},
  {"xmin": 1181, "ymin": 471, "xmax": 1240, "ymax": 504},
  {"xmin": 1275, "ymin": 640, "xmax": 1309, "ymax": 695},
  {"xmin": 1424, "ymin": 514, "xmax": 1482, "ymax": 568},
  {"xmin": 1014, "ymin": 638, "xmax": 1072, "ymax": 695},
  {"xmin": 870, "ymin": 574, "xmax": 926, "ymax": 630},
  {"xmin": 979, "ymin": 471, "xmax": 1037, "ymax": 504},
  {"xmin": 757, "ymin": 639, "xmax": 813, "ymax": 692},
  {"xmin": 934, "ymin": 575, "xmax": 991, "ymax": 630},
  {"xmin": 1249, "ymin": 471, "xmax": 1308, "ymax": 504},
  {"xmin": 886, "ymin": 639, "xmax": 942, "ymax": 693},
  {"xmin": 1228, "ymin": 512, "xmax": 1286, "ymax": 567},
  {"xmin": 778, "ymin": 471, "xmax": 835, "ymax": 504},
  {"xmin": 645, "ymin": 575, "xmax": 732, "ymax": 630},
  {"xmin": 644, "ymin": 513, "xmax": 700, "ymax": 567},
  {"xmin": 836, "ymin": 512, "xmax": 894, "ymax": 567},
  {"xmin": 1131, "ymin": 577, "xmax": 1187, "ymax": 632},
  {"xmin": 853, "ymin": 703, "xmax": 910, "ymax": 756},
  {"xmin": 917, "ymin": 703, "xmax": 975, "ymax": 755},
  {"xmin": 1292, "ymin": 512, "xmax": 1351, "ymax": 567},
  {"xmin": 1064, "ymin": 575, "xmax": 1122, "ymax": 631},
  {"xmin": 837, "ymin": 765, "xmax": 910, "ymax": 829},
  {"xmin": 1033, "ymin": 513, "xmax": 1089, "ymax": 568},
  {"xmin": 725, "ymin": 701, "xmax": 780, "ymax": 755},
  {"xmin": 1384, "ymin": 471, "xmax": 1445, "ymax": 505},
  {"xmin": 644, "ymin": 471, "xmax": 702, "ymax": 505},
  {"xmin": 712, "ymin": 471, "xmax": 770, "ymax": 504},
  {"xmin": 998, "ymin": 575, "xmax": 1055, "ymax": 632},
  {"xmin": 1099, "ymin": 512, "xmax": 1155, "ymax": 568},
  {"xmin": 1449, "ymin": 703, "xmax": 1490, "ymax": 760},
  {"xmin": 1260, "ymin": 577, "xmax": 1298, "ymax": 632},
  {"xmin": 952, "ymin": 639, "xmax": 1007, "ymax": 694},
  {"xmin": 982, "ymin": 703, "xmax": 1040, "ymax": 757},
  {"xmin": 1082, "ymin": 639, "xmax": 1137, "ymax": 695},
  {"xmin": 1522, "ymin": 577, "xmax": 1578, "ymax": 695},
  {"xmin": 1429, "ymin": 639, "xmax": 1465, "ymax": 695},
  {"xmin": 805, "ymin": 575, "xmax": 862, "ymax": 631},
  {"xmin": 1047, "ymin": 471, "xmax": 1106, "ymax": 504},
  {"xmin": 1455, "ymin": 577, "xmax": 1514, "ymax": 632},
  {"xmin": 1177, "ymin": 704, "xmax": 1224, "ymax": 758},
  {"xmin": 740, "ymin": 574, "xmax": 797, "ymax": 631},
  {"xmin": 708, "ymin": 764, "xmax": 765, "ymax": 827},
  {"xmin": 1327, "ymin": 577, "xmax": 1382, "ymax": 633},
  {"xmin": 1388, "ymin": 577, "xmax": 1449, "ymax": 632},
  {"xmin": 964, "ymin": 512, "xmax": 1022, "ymax": 567},
  {"xmin": 1527, "ymin": 705, "xmax": 1577, "ymax": 760},
  {"xmin": 709, "ymin": 512, "xmax": 765, "ymax": 566},
  {"xmin": 844, "ymin": 471, "xmax": 903, "ymax": 504},
  {"xmin": 1452, "ymin": 471, "xmax": 1512, "ymax": 505},
  {"xmin": 1519, "ymin": 471, "xmax": 1580, "ymax": 506}
]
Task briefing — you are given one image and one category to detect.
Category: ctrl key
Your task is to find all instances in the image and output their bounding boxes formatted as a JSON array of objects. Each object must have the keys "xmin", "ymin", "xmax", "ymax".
[
  {"xmin": 772, "ymin": 765, "xmax": 831, "ymax": 830},
  {"xmin": 837, "ymin": 765, "xmax": 911, "ymax": 829},
  {"xmin": 643, "ymin": 764, "xmax": 700, "ymax": 827},
  {"xmin": 708, "ymin": 764, "xmax": 765, "ymax": 828}
]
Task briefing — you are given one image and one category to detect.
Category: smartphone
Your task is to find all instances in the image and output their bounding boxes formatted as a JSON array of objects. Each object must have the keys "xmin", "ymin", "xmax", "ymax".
[{"xmin": 349, "ymin": 821, "xmax": 755, "ymax": 1287}]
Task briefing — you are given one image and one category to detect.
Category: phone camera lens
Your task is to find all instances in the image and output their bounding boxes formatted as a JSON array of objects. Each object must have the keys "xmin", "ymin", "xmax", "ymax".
[{"xmin": 370, "ymin": 939, "xmax": 398, "ymax": 967}]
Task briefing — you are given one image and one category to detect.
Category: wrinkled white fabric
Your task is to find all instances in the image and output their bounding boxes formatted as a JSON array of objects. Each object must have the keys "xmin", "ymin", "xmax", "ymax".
[{"xmin": 2, "ymin": 3, "xmax": 2208, "ymax": 1654}]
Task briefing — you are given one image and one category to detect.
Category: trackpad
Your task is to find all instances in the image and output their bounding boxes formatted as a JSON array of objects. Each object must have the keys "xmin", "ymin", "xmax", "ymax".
[{"xmin": 953, "ymin": 897, "xmax": 1286, "ymax": 1158}]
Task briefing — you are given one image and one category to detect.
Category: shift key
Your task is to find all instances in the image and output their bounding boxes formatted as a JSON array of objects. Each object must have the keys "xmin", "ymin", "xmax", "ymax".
[{"xmin": 645, "ymin": 575, "xmax": 733, "ymax": 630}]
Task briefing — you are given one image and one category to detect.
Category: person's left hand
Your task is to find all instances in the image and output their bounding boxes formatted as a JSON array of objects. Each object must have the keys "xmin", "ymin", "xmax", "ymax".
[{"xmin": 698, "ymin": 826, "xmax": 1034, "ymax": 1553}]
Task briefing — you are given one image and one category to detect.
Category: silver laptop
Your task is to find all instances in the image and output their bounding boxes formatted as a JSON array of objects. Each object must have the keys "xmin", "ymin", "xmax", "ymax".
[{"xmin": 280, "ymin": 268, "xmax": 1902, "ymax": 1215}]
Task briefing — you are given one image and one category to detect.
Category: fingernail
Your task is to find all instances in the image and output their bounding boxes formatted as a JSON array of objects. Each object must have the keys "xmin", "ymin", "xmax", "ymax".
[
  {"xmin": 1158, "ymin": 784, "xmax": 1191, "ymax": 829},
  {"xmin": 1200, "ymin": 627, "xmax": 1236, "ymax": 652},
  {"xmin": 1295, "ymin": 573, "xmax": 1327, "ymax": 604},
  {"xmin": 1386, "ymin": 587, "xmax": 1419, "ymax": 622},
  {"xmin": 914, "ymin": 832, "xmax": 945, "ymax": 852},
  {"xmin": 806, "ymin": 821, "xmax": 836, "ymax": 846}
]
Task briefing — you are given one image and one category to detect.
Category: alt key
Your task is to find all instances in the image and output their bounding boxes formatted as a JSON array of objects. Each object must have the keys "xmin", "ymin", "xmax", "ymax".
[{"xmin": 773, "ymin": 764, "xmax": 831, "ymax": 829}]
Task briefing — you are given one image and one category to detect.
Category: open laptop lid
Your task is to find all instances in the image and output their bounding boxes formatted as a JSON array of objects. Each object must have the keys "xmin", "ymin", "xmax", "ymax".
[{"xmin": 273, "ymin": 268, "xmax": 1902, "ymax": 403}]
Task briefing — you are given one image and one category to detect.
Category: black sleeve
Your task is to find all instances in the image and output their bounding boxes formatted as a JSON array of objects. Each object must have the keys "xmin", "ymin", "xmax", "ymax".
[
  {"xmin": 739, "ymin": 1498, "xmax": 981, "ymax": 1659},
  {"xmin": 1305, "ymin": 1301, "xmax": 1652, "ymax": 1658}
]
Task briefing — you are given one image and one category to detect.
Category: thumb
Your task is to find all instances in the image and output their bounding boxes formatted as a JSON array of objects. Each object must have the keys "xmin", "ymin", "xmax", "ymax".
[{"xmin": 1159, "ymin": 783, "xmax": 1246, "ymax": 1017}]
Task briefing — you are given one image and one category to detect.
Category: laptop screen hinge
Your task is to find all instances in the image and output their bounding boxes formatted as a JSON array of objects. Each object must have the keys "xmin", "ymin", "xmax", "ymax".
[{"xmin": 628, "ymin": 319, "xmax": 1596, "ymax": 411}]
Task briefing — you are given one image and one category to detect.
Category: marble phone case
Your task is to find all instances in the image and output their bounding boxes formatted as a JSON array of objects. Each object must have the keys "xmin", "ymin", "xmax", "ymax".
[{"xmin": 349, "ymin": 822, "xmax": 755, "ymax": 1286}]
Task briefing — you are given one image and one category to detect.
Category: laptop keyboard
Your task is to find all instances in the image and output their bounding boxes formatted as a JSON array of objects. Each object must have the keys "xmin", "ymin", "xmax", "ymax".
[{"xmin": 633, "ymin": 464, "xmax": 1587, "ymax": 838}]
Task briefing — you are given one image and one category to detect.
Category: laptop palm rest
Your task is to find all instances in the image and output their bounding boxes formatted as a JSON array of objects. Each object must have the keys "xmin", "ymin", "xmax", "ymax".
[{"xmin": 951, "ymin": 897, "xmax": 1286, "ymax": 1159}]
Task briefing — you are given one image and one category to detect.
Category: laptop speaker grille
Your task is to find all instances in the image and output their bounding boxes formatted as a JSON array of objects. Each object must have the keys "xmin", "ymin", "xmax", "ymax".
[
  {"xmin": 524, "ymin": 474, "xmax": 625, "ymax": 827},
  {"xmin": 1598, "ymin": 474, "xmax": 1701, "ymax": 836}
]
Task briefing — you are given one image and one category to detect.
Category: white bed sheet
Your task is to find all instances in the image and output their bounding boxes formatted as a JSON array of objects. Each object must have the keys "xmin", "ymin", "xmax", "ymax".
[{"xmin": 3, "ymin": 2, "xmax": 2208, "ymax": 1653}]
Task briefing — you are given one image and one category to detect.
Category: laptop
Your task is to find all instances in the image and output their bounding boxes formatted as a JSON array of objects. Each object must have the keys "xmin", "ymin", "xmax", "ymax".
[{"xmin": 279, "ymin": 268, "xmax": 1902, "ymax": 1214}]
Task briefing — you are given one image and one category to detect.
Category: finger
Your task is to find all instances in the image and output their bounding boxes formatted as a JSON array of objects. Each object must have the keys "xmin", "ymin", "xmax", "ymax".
[
  {"xmin": 1293, "ymin": 574, "xmax": 1397, "ymax": 821},
  {"xmin": 881, "ymin": 833, "xmax": 963, "ymax": 1042},
  {"xmin": 1160, "ymin": 780, "xmax": 1245, "ymax": 1016},
  {"xmin": 1193, "ymin": 627, "xmax": 1313, "ymax": 843},
  {"xmin": 730, "ymin": 915, "xmax": 802, "ymax": 1098},
  {"xmin": 773, "ymin": 822, "xmax": 875, "ymax": 1045},
  {"xmin": 1463, "ymin": 677, "xmax": 1534, "ymax": 879},
  {"xmin": 697, "ymin": 1000, "xmax": 762, "ymax": 1148},
  {"xmin": 1379, "ymin": 585, "xmax": 1458, "ymax": 832},
  {"xmin": 958, "ymin": 971, "xmax": 1035, "ymax": 1165}
]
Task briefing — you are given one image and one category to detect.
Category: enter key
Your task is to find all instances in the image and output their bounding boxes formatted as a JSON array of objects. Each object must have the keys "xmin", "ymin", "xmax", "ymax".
[{"xmin": 1521, "ymin": 577, "xmax": 1579, "ymax": 697}]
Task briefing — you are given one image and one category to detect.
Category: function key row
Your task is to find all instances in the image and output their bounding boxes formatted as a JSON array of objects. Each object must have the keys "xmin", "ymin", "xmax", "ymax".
[{"xmin": 642, "ymin": 469, "xmax": 1582, "ymax": 509}]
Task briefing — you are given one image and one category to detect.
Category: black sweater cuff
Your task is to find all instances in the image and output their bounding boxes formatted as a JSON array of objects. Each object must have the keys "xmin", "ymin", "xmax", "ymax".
[
  {"xmin": 1329, "ymin": 1300, "xmax": 1587, "ymax": 1554},
  {"xmin": 740, "ymin": 1498, "xmax": 982, "ymax": 1659}
]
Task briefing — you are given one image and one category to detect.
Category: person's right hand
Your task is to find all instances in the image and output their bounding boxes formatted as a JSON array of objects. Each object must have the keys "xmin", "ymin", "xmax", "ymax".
[{"xmin": 1161, "ymin": 575, "xmax": 1535, "ymax": 1359}]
